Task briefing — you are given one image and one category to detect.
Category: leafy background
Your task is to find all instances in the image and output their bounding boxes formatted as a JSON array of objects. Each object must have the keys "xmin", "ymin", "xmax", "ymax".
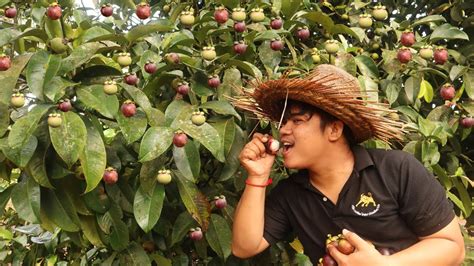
[{"xmin": 0, "ymin": 0, "xmax": 473, "ymax": 265}]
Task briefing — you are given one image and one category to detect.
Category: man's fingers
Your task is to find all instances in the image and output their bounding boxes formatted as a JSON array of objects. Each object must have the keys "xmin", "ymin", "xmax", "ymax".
[
  {"xmin": 252, "ymin": 133, "xmax": 268, "ymax": 143},
  {"xmin": 249, "ymin": 140, "xmax": 267, "ymax": 155},
  {"xmin": 327, "ymin": 245, "xmax": 346, "ymax": 264},
  {"xmin": 342, "ymin": 229, "xmax": 371, "ymax": 251}
]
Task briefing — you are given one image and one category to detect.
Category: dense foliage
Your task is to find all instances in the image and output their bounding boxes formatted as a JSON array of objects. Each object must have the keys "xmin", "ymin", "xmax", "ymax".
[{"xmin": 0, "ymin": 0, "xmax": 472, "ymax": 264}]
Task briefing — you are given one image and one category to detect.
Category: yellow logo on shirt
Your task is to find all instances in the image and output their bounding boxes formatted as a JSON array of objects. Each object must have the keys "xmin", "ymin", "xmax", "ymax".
[{"xmin": 351, "ymin": 192, "xmax": 380, "ymax": 216}]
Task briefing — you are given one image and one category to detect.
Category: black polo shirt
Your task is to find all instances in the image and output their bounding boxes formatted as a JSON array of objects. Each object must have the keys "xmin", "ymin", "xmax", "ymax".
[{"xmin": 263, "ymin": 145, "xmax": 455, "ymax": 264}]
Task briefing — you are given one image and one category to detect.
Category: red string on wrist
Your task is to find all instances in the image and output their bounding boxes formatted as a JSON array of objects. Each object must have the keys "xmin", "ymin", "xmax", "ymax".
[{"xmin": 245, "ymin": 178, "xmax": 273, "ymax": 187}]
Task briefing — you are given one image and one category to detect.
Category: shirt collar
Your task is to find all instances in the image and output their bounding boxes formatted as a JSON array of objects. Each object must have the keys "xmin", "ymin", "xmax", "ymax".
[{"xmin": 290, "ymin": 145, "xmax": 374, "ymax": 187}]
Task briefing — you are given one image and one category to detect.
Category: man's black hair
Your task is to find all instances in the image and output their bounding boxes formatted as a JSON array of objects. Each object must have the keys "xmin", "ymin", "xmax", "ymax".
[{"xmin": 281, "ymin": 100, "xmax": 356, "ymax": 146}]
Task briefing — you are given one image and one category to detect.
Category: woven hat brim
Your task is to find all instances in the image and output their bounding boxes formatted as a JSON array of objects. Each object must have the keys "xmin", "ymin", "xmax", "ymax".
[{"xmin": 230, "ymin": 66, "xmax": 406, "ymax": 143}]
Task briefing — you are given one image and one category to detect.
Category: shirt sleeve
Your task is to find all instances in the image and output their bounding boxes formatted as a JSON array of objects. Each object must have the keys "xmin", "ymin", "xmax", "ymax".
[
  {"xmin": 398, "ymin": 154, "xmax": 455, "ymax": 237},
  {"xmin": 263, "ymin": 180, "xmax": 292, "ymax": 244}
]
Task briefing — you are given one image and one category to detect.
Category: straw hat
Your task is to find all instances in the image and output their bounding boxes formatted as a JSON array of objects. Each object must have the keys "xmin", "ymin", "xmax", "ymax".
[{"xmin": 230, "ymin": 64, "xmax": 405, "ymax": 143}]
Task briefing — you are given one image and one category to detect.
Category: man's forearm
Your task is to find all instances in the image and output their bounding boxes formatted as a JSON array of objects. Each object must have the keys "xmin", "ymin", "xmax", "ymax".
[
  {"xmin": 231, "ymin": 177, "xmax": 268, "ymax": 256},
  {"xmin": 388, "ymin": 238, "xmax": 465, "ymax": 266}
]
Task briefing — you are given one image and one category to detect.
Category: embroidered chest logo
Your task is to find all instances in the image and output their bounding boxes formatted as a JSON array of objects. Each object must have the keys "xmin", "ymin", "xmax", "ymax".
[{"xmin": 351, "ymin": 192, "xmax": 380, "ymax": 216}]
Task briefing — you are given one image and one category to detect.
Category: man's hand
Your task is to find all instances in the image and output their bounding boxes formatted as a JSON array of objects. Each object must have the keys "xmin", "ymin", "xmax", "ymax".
[
  {"xmin": 239, "ymin": 133, "xmax": 275, "ymax": 179},
  {"xmin": 327, "ymin": 229, "xmax": 391, "ymax": 266}
]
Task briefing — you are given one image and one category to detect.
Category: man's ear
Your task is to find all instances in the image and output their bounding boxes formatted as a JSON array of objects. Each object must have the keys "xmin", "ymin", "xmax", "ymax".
[{"xmin": 327, "ymin": 120, "xmax": 345, "ymax": 142}]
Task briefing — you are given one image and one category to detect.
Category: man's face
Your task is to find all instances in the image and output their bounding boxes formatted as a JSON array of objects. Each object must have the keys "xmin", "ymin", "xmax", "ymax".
[{"xmin": 279, "ymin": 105, "xmax": 328, "ymax": 169}]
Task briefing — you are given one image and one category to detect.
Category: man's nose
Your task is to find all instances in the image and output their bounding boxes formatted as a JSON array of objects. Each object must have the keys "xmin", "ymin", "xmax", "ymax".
[{"xmin": 279, "ymin": 121, "xmax": 292, "ymax": 135}]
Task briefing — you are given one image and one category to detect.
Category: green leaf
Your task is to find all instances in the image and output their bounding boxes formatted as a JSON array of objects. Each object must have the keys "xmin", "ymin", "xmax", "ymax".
[
  {"xmin": 0, "ymin": 53, "xmax": 33, "ymax": 105},
  {"xmin": 59, "ymin": 42, "xmax": 118, "ymax": 75},
  {"xmin": 211, "ymin": 118, "xmax": 236, "ymax": 159},
  {"xmin": 430, "ymin": 23, "xmax": 469, "ymax": 42},
  {"xmin": 138, "ymin": 127, "xmax": 174, "ymax": 162},
  {"xmin": 126, "ymin": 20, "xmax": 174, "ymax": 42},
  {"xmin": 133, "ymin": 183, "xmax": 165, "ymax": 233},
  {"xmin": 355, "ymin": 55, "xmax": 379, "ymax": 78},
  {"xmin": 452, "ymin": 177, "xmax": 472, "ymax": 217},
  {"xmin": 79, "ymin": 215, "xmax": 105, "ymax": 247},
  {"xmin": 172, "ymin": 111, "xmax": 224, "ymax": 162},
  {"xmin": 41, "ymin": 186, "xmax": 81, "ymax": 232},
  {"xmin": 26, "ymin": 51, "xmax": 61, "ymax": 101},
  {"xmin": 335, "ymin": 53, "xmax": 357, "ymax": 77},
  {"xmin": 464, "ymin": 71, "xmax": 474, "ymax": 100},
  {"xmin": 418, "ymin": 117, "xmax": 436, "ymax": 137},
  {"xmin": 8, "ymin": 104, "xmax": 50, "ymax": 149},
  {"xmin": 412, "ymin": 15, "xmax": 446, "ymax": 27},
  {"xmin": 120, "ymin": 84, "xmax": 165, "ymax": 126},
  {"xmin": 0, "ymin": 102, "xmax": 7, "ymax": 137},
  {"xmin": 116, "ymin": 109, "xmax": 147, "ymax": 145},
  {"xmin": 0, "ymin": 186, "xmax": 13, "ymax": 217},
  {"xmin": 49, "ymin": 112, "xmax": 87, "ymax": 167},
  {"xmin": 218, "ymin": 68, "xmax": 242, "ymax": 100},
  {"xmin": 44, "ymin": 77, "xmax": 79, "ymax": 102},
  {"xmin": 258, "ymin": 41, "xmax": 282, "ymax": 71},
  {"xmin": 302, "ymin": 11, "xmax": 334, "ymax": 30},
  {"xmin": 254, "ymin": 30, "xmax": 282, "ymax": 42},
  {"xmin": 161, "ymin": 32, "xmax": 195, "ymax": 51},
  {"xmin": 79, "ymin": 118, "xmax": 107, "ymax": 193},
  {"xmin": 173, "ymin": 140, "xmax": 200, "ymax": 182},
  {"xmin": 404, "ymin": 76, "xmax": 421, "ymax": 104},
  {"xmin": 449, "ymin": 65, "xmax": 467, "ymax": 81},
  {"xmin": 226, "ymin": 59, "xmax": 262, "ymax": 79},
  {"xmin": 82, "ymin": 186, "xmax": 111, "ymax": 214},
  {"xmin": 165, "ymin": 100, "xmax": 191, "ymax": 125},
  {"xmin": 26, "ymin": 142, "xmax": 54, "ymax": 188},
  {"xmin": 421, "ymin": 140, "xmax": 440, "ymax": 165},
  {"xmin": 0, "ymin": 28, "xmax": 21, "ymax": 47},
  {"xmin": 385, "ymin": 82, "xmax": 402, "ymax": 105},
  {"xmin": 106, "ymin": 203, "xmax": 129, "ymax": 251},
  {"xmin": 174, "ymin": 171, "xmax": 211, "ymax": 231},
  {"xmin": 171, "ymin": 211, "xmax": 195, "ymax": 247},
  {"xmin": 1, "ymin": 135, "xmax": 38, "ymax": 167},
  {"xmin": 281, "ymin": 0, "xmax": 303, "ymax": 18},
  {"xmin": 80, "ymin": 26, "xmax": 112, "ymax": 43},
  {"xmin": 420, "ymin": 79, "xmax": 434, "ymax": 103},
  {"xmin": 219, "ymin": 126, "xmax": 245, "ymax": 181},
  {"xmin": 76, "ymin": 85, "xmax": 119, "ymax": 119},
  {"xmin": 205, "ymin": 214, "xmax": 232, "ymax": 260},
  {"xmin": 200, "ymin": 101, "xmax": 241, "ymax": 121},
  {"xmin": 120, "ymin": 242, "xmax": 151, "ymax": 265},
  {"xmin": 11, "ymin": 176, "xmax": 40, "ymax": 223}
]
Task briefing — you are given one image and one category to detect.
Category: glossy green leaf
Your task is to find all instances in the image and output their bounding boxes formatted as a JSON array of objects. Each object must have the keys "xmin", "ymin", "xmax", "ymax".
[
  {"xmin": 138, "ymin": 127, "xmax": 174, "ymax": 162},
  {"xmin": 41, "ymin": 186, "xmax": 81, "ymax": 232},
  {"xmin": 49, "ymin": 112, "xmax": 87, "ymax": 167},
  {"xmin": 116, "ymin": 109, "xmax": 147, "ymax": 145},
  {"xmin": 8, "ymin": 104, "xmax": 50, "ymax": 149},
  {"xmin": 430, "ymin": 23, "xmax": 469, "ymax": 42},
  {"xmin": 205, "ymin": 214, "xmax": 232, "ymax": 260},
  {"xmin": 79, "ymin": 215, "xmax": 104, "ymax": 247},
  {"xmin": 165, "ymin": 100, "xmax": 191, "ymax": 125},
  {"xmin": 449, "ymin": 65, "xmax": 467, "ymax": 81},
  {"xmin": 105, "ymin": 203, "xmax": 129, "ymax": 251},
  {"xmin": 172, "ymin": 112, "xmax": 224, "ymax": 162},
  {"xmin": 174, "ymin": 171, "xmax": 211, "ymax": 231},
  {"xmin": 226, "ymin": 59, "xmax": 262, "ymax": 79},
  {"xmin": 59, "ymin": 42, "xmax": 118, "ymax": 75},
  {"xmin": 412, "ymin": 15, "xmax": 446, "ymax": 27},
  {"xmin": 83, "ymin": 185, "xmax": 111, "ymax": 214},
  {"xmin": 120, "ymin": 242, "xmax": 151, "ymax": 265},
  {"xmin": 120, "ymin": 84, "xmax": 165, "ymax": 125},
  {"xmin": 26, "ymin": 142, "xmax": 54, "ymax": 188},
  {"xmin": 2, "ymin": 135, "xmax": 38, "ymax": 167},
  {"xmin": 355, "ymin": 55, "xmax": 379, "ymax": 79},
  {"xmin": 170, "ymin": 211, "xmax": 195, "ymax": 247},
  {"xmin": 76, "ymin": 85, "xmax": 119, "ymax": 119},
  {"xmin": 173, "ymin": 140, "xmax": 200, "ymax": 182},
  {"xmin": 0, "ymin": 102, "xmax": 7, "ymax": 137},
  {"xmin": 404, "ymin": 76, "xmax": 421, "ymax": 104},
  {"xmin": 0, "ymin": 28, "xmax": 21, "ymax": 47},
  {"xmin": 80, "ymin": 26, "xmax": 112, "ymax": 43},
  {"xmin": 452, "ymin": 177, "xmax": 472, "ymax": 217},
  {"xmin": 133, "ymin": 183, "xmax": 165, "ymax": 233},
  {"xmin": 219, "ymin": 126, "xmax": 245, "ymax": 181},
  {"xmin": 11, "ymin": 176, "xmax": 40, "ymax": 223},
  {"xmin": 44, "ymin": 77, "xmax": 78, "ymax": 102},
  {"xmin": 281, "ymin": 0, "xmax": 303, "ymax": 18},
  {"xmin": 0, "ymin": 186, "xmax": 13, "ymax": 217},
  {"xmin": 126, "ymin": 20, "xmax": 174, "ymax": 42},
  {"xmin": 200, "ymin": 101, "xmax": 241, "ymax": 121},
  {"xmin": 26, "ymin": 51, "xmax": 61, "ymax": 101},
  {"xmin": 211, "ymin": 118, "xmax": 236, "ymax": 159},
  {"xmin": 80, "ymin": 118, "xmax": 107, "ymax": 193},
  {"xmin": 464, "ymin": 71, "xmax": 474, "ymax": 100},
  {"xmin": 0, "ymin": 53, "xmax": 32, "ymax": 104}
]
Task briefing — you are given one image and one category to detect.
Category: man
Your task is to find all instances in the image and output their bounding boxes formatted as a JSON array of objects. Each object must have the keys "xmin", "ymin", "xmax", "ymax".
[{"xmin": 231, "ymin": 65, "xmax": 465, "ymax": 265}]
